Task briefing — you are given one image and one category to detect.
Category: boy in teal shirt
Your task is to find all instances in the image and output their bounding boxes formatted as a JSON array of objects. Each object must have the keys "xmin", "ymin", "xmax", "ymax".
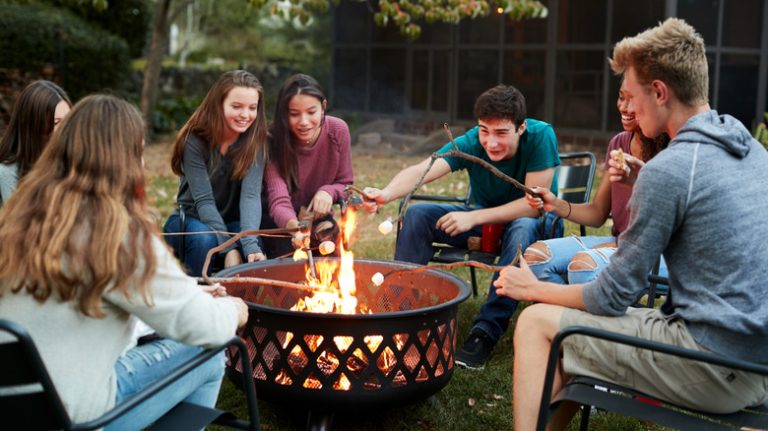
[{"xmin": 364, "ymin": 85, "xmax": 561, "ymax": 369}]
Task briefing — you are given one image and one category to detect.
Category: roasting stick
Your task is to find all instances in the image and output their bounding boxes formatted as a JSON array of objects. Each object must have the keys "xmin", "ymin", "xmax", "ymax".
[
  {"xmin": 348, "ymin": 123, "xmax": 542, "ymax": 227},
  {"xmin": 199, "ymin": 226, "xmax": 301, "ymax": 285},
  {"xmin": 380, "ymin": 245, "xmax": 523, "ymax": 281},
  {"xmin": 200, "ymin": 276, "xmax": 326, "ymax": 292}
]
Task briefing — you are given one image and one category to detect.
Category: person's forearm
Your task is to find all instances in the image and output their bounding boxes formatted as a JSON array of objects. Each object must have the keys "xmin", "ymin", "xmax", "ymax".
[
  {"xmin": 526, "ymin": 281, "xmax": 586, "ymax": 310},
  {"xmin": 381, "ymin": 164, "xmax": 431, "ymax": 203},
  {"xmin": 559, "ymin": 201, "xmax": 612, "ymax": 228}
]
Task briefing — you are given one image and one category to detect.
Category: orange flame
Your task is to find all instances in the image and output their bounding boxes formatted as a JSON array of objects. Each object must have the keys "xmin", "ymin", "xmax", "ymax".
[
  {"xmin": 292, "ymin": 209, "xmax": 359, "ymax": 315},
  {"xmin": 277, "ymin": 209, "xmax": 402, "ymax": 391}
]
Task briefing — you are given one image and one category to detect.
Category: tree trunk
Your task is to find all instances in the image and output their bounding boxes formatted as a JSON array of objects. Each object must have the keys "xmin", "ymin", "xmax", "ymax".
[{"xmin": 140, "ymin": 0, "xmax": 172, "ymax": 141}]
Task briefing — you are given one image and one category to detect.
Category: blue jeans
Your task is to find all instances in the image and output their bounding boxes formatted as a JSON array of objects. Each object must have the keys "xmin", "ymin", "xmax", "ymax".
[
  {"xmin": 395, "ymin": 203, "xmax": 563, "ymax": 344},
  {"xmin": 106, "ymin": 339, "xmax": 225, "ymax": 431},
  {"xmin": 527, "ymin": 235, "xmax": 669, "ymax": 292},
  {"xmin": 163, "ymin": 214, "xmax": 241, "ymax": 276}
]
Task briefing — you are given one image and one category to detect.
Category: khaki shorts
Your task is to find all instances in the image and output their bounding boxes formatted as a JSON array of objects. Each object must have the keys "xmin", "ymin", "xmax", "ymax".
[{"xmin": 560, "ymin": 307, "xmax": 768, "ymax": 413}]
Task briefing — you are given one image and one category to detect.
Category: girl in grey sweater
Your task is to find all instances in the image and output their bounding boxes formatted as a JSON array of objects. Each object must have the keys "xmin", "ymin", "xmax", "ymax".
[{"xmin": 164, "ymin": 70, "xmax": 268, "ymax": 276}]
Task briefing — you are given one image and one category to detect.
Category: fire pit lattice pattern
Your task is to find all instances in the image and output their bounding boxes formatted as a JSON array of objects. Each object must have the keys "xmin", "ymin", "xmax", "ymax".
[{"xmin": 220, "ymin": 258, "xmax": 470, "ymax": 409}]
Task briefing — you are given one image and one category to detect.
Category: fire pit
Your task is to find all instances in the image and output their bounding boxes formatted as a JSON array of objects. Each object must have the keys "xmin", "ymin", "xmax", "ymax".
[{"xmin": 218, "ymin": 257, "xmax": 470, "ymax": 417}]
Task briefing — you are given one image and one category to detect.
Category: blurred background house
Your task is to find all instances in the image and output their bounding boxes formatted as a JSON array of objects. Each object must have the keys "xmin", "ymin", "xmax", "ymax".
[{"xmin": 330, "ymin": 0, "xmax": 768, "ymax": 151}]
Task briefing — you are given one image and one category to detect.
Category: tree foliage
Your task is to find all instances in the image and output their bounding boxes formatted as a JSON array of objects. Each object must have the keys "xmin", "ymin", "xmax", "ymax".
[
  {"xmin": 249, "ymin": 0, "xmax": 547, "ymax": 39},
  {"xmin": 45, "ymin": 0, "xmax": 150, "ymax": 57}
]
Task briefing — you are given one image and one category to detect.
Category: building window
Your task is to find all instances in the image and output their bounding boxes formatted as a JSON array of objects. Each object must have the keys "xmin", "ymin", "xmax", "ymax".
[
  {"xmin": 677, "ymin": 0, "xmax": 719, "ymax": 45},
  {"xmin": 722, "ymin": 0, "xmax": 763, "ymax": 48},
  {"xmin": 503, "ymin": 50, "xmax": 546, "ymax": 119},
  {"xmin": 611, "ymin": 0, "xmax": 666, "ymax": 43},
  {"xmin": 333, "ymin": 1, "xmax": 369, "ymax": 44},
  {"xmin": 459, "ymin": 14, "xmax": 501, "ymax": 45},
  {"xmin": 718, "ymin": 54, "xmax": 760, "ymax": 125},
  {"xmin": 370, "ymin": 48, "xmax": 406, "ymax": 113},
  {"xmin": 678, "ymin": 0, "xmax": 767, "ymax": 127},
  {"xmin": 558, "ymin": 0, "xmax": 607, "ymax": 43},
  {"xmin": 554, "ymin": 50, "xmax": 605, "ymax": 129},
  {"xmin": 333, "ymin": 49, "xmax": 367, "ymax": 111},
  {"xmin": 457, "ymin": 50, "xmax": 500, "ymax": 119}
]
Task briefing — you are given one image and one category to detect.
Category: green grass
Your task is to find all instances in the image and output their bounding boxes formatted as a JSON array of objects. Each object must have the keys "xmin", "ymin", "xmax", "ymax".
[{"xmin": 144, "ymin": 143, "xmax": 664, "ymax": 430}]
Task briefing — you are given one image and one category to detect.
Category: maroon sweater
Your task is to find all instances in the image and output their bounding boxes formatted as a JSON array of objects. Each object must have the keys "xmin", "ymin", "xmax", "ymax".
[{"xmin": 264, "ymin": 116, "xmax": 354, "ymax": 227}]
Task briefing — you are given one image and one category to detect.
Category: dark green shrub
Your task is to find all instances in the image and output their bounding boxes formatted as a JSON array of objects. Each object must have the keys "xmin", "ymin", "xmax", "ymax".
[
  {"xmin": 152, "ymin": 96, "xmax": 203, "ymax": 135},
  {"xmin": 0, "ymin": 3, "xmax": 131, "ymax": 100},
  {"xmin": 46, "ymin": 0, "xmax": 150, "ymax": 58}
]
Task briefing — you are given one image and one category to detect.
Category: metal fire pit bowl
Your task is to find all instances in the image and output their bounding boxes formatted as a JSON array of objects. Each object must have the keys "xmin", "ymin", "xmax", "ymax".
[{"xmin": 217, "ymin": 258, "xmax": 471, "ymax": 411}]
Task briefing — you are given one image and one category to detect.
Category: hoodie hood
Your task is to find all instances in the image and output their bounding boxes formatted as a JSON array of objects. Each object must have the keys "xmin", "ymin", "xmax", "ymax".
[{"xmin": 674, "ymin": 110, "xmax": 753, "ymax": 159}]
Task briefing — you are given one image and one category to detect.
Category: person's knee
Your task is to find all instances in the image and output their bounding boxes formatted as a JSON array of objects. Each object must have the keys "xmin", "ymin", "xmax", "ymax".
[
  {"xmin": 524, "ymin": 241, "xmax": 551, "ymax": 264},
  {"xmin": 514, "ymin": 304, "xmax": 562, "ymax": 346},
  {"xmin": 504, "ymin": 217, "xmax": 540, "ymax": 247},
  {"xmin": 568, "ymin": 251, "xmax": 597, "ymax": 272}
]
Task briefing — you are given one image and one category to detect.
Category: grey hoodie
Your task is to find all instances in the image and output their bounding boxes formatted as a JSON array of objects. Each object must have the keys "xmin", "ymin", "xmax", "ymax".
[{"xmin": 583, "ymin": 110, "xmax": 768, "ymax": 363}]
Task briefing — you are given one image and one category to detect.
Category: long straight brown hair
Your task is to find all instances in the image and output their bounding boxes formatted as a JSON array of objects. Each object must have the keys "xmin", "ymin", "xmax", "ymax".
[
  {"xmin": 0, "ymin": 80, "xmax": 72, "ymax": 177},
  {"xmin": 269, "ymin": 73, "xmax": 327, "ymax": 193},
  {"xmin": 171, "ymin": 70, "xmax": 267, "ymax": 180},
  {"xmin": 0, "ymin": 95, "xmax": 157, "ymax": 317}
]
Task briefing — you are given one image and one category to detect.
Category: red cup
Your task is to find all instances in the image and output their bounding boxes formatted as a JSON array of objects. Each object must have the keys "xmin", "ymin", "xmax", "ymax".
[{"xmin": 481, "ymin": 223, "xmax": 504, "ymax": 254}]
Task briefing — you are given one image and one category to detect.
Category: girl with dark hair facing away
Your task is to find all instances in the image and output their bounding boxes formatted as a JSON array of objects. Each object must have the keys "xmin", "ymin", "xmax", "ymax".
[
  {"xmin": 0, "ymin": 80, "xmax": 71, "ymax": 205},
  {"xmin": 164, "ymin": 70, "xmax": 268, "ymax": 276},
  {"xmin": 262, "ymin": 73, "xmax": 354, "ymax": 257},
  {"xmin": 0, "ymin": 95, "xmax": 248, "ymax": 429}
]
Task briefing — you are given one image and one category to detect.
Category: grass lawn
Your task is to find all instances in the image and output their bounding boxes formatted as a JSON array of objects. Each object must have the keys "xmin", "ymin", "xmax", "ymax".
[{"xmin": 144, "ymin": 141, "xmax": 667, "ymax": 430}]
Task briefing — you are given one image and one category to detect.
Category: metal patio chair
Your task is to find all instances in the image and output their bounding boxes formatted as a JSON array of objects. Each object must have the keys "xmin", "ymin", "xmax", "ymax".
[
  {"xmin": 537, "ymin": 325, "xmax": 768, "ymax": 431},
  {"xmin": 0, "ymin": 319, "xmax": 260, "ymax": 431}
]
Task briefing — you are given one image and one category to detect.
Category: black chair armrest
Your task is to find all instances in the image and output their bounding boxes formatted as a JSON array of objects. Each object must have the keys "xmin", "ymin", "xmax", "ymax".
[
  {"xmin": 537, "ymin": 325, "xmax": 768, "ymax": 431},
  {"xmin": 73, "ymin": 337, "xmax": 259, "ymax": 431}
]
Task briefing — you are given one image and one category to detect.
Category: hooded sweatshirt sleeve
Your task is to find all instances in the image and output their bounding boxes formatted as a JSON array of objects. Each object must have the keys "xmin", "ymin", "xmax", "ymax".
[{"xmin": 581, "ymin": 152, "xmax": 689, "ymax": 315}]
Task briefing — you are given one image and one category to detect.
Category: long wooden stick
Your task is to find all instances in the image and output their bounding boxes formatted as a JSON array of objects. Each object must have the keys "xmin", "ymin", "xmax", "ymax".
[
  {"xmin": 200, "ymin": 227, "xmax": 301, "ymax": 283},
  {"xmin": 382, "ymin": 245, "xmax": 523, "ymax": 280},
  {"xmin": 391, "ymin": 123, "xmax": 541, "ymax": 224},
  {"xmin": 202, "ymin": 276, "xmax": 325, "ymax": 292}
]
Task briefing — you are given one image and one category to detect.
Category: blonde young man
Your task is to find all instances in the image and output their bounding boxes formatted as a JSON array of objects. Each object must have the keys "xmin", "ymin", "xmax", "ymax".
[{"xmin": 496, "ymin": 18, "xmax": 768, "ymax": 431}]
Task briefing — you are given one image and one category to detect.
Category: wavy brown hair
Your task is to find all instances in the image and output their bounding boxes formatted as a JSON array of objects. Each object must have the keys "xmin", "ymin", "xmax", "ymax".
[
  {"xmin": 0, "ymin": 80, "xmax": 71, "ymax": 177},
  {"xmin": 0, "ymin": 95, "xmax": 157, "ymax": 317},
  {"xmin": 171, "ymin": 70, "xmax": 267, "ymax": 180}
]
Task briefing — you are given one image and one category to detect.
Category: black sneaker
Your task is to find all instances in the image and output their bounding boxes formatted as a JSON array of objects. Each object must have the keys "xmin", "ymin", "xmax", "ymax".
[{"xmin": 455, "ymin": 329, "xmax": 494, "ymax": 370}]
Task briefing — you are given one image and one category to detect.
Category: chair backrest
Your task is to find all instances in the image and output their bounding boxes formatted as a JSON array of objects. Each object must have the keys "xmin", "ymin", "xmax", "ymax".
[
  {"xmin": 555, "ymin": 151, "xmax": 596, "ymax": 206},
  {"xmin": 0, "ymin": 319, "xmax": 72, "ymax": 430}
]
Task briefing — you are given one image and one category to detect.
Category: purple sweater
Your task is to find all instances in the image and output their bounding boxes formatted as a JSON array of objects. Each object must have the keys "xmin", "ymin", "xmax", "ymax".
[
  {"xmin": 605, "ymin": 131, "xmax": 633, "ymax": 237},
  {"xmin": 264, "ymin": 116, "xmax": 354, "ymax": 227}
]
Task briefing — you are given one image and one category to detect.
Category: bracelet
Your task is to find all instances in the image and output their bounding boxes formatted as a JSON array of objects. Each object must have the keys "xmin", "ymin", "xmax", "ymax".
[{"xmin": 565, "ymin": 200, "xmax": 572, "ymax": 219}]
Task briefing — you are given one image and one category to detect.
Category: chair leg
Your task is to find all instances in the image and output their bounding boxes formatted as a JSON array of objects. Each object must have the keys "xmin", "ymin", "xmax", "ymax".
[
  {"xmin": 579, "ymin": 404, "xmax": 591, "ymax": 431},
  {"xmin": 470, "ymin": 267, "xmax": 478, "ymax": 297}
]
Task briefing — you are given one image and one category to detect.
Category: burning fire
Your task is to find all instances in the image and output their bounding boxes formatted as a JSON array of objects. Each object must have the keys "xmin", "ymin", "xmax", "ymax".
[
  {"xmin": 275, "ymin": 209, "xmax": 406, "ymax": 390},
  {"xmin": 293, "ymin": 209, "xmax": 359, "ymax": 315}
]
